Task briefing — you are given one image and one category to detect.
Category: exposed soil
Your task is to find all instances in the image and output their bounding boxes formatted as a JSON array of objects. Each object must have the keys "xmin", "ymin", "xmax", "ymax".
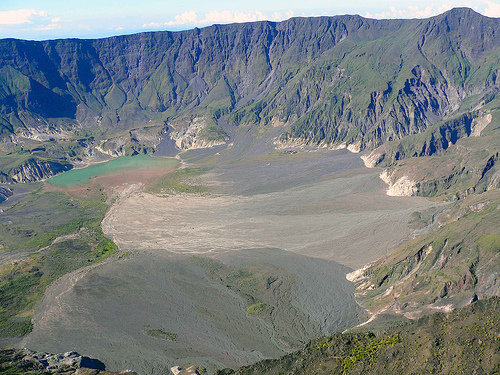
[
  {"xmin": 21, "ymin": 150, "xmax": 434, "ymax": 375},
  {"xmin": 45, "ymin": 166, "xmax": 177, "ymax": 194}
]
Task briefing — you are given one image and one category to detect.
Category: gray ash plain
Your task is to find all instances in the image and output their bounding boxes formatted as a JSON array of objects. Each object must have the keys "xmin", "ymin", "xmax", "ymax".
[{"xmin": 21, "ymin": 149, "xmax": 433, "ymax": 374}]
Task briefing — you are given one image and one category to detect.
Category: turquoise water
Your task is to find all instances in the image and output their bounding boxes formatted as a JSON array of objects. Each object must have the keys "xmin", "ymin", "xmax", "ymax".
[{"xmin": 48, "ymin": 155, "xmax": 179, "ymax": 188}]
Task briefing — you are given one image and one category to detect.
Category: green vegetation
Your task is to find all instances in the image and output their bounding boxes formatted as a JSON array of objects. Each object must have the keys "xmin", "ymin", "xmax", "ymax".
[
  {"xmin": 203, "ymin": 77, "xmax": 235, "ymax": 119},
  {"xmin": 45, "ymin": 229, "xmax": 117, "ymax": 277},
  {"xmin": 0, "ymin": 187, "xmax": 109, "ymax": 251},
  {"xmin": 220, "ymin": 298, "xmax": 500, "ymax": 375},
  {"xmin": 245, "ymin": 302, "xmax": 272, "ymax": 315},
  {"xmin": 0, "ymin": 256, "xmax": 42, "ymax": 336},
  {"xmin": 315, "ymin": 337, "xmax": 332, "ymax": 349},
  {"xmin": 355, "ymin": 189, "xmax": 500, "ymax": 315},
  {"xmin": 143, "ymin": 328, "xmax": 177, "ymax": 341},
  {"xmin": 197, "ymin": 124, "xmax": 229, "ymax": 143},
  {"xmin": 407, "ymin": 206, "xmax": 444, "ymax": 230},
  {"xmin": 342, "ymin": 334, "xmax": 400, "ymax": 373},
  {"xmin": 0, "ymin": 187, "xmax": 117, "ymax": 337},
  {"xmin": 148, "ymin": 167, "xmax": 208, "ymax": 195}
]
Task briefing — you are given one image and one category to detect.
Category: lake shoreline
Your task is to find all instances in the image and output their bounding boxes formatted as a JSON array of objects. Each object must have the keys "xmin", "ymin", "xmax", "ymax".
[{"xmin": 47, "ymin": 155, "xmax": 180, "ymax": 189}]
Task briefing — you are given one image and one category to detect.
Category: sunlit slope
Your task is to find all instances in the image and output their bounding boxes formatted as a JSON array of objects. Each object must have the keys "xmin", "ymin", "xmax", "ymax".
[
  {"xmin": 219, "ymin": 297, "xmax": 500, "ymax": 375},
  {"xmin": 0, "ymin": 8, "xmax": 499, "ymax": 156}
]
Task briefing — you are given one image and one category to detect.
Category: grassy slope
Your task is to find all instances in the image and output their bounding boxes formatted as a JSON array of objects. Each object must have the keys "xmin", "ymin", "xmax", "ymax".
[
  {"xmin": 146, "ymin": 167, "xmax": 208, "ymax": 195},
  {"xmin": 354, "ymin": 189, "xmax": 500, "ymax": 316},
  {"xmin": 219, "ymin": 297, "xmax": 500, "ymax": 375},
  {"xmin": 0, "ymin": 186, "xmax": 116, "ymax": 337},
  {"xmin": 350, "ymin": 96, "xmax": 500, "ymax": 318}
]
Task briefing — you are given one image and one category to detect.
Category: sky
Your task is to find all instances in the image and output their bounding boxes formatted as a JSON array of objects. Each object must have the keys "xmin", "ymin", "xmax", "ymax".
[{"xmin": 0, "ymin": 0, "xmax": 499, "ymax": 40}]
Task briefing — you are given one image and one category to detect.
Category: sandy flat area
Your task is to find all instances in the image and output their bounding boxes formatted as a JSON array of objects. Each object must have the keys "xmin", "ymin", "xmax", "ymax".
[{"xmin": 22, "ymin": 150, "xmax": 433, "ymax": 374}]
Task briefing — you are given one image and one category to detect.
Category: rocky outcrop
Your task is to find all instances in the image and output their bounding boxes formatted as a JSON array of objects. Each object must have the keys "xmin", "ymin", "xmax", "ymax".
[
  {"xmin": 362, "ymin": 106, "xmax": 499, "ymax": 199},
  {"xmin": 13, "ymin": 123, "xmax": 79, "ymax": 142},
  {"xmin": 471, "ymin": 113, "xmax": 492, "ymax": 137},
  {"xmin": 169, "ymin": 116, "xmax": 229, "ymax": 151},
  {"xmin": 351, "ymin": 191, "xmax": 500, "ymax": 318},
  {"xmin": 170, "ymin": 365, "xmax": 201, "ymax": 375},
  {"xmin": 0, "ymin": 158, "xmax": 72, "ymax": 183},
  {"xmin": 0, "ymin": 349, "xmax": 135, "ymax": 375},
  {"xmin": 0, "ymin": 185, "xmax": 13, "ymax": 202},
  {"xmin": 477, "ymin": 152, "xmax": 500, "ymax": 192},
  {"xmin": 379, "ymin": 170, "xmax": 417, "ymax": 197},
  {"xmin": 97, "ymin": 126, "xmax": 164, "ymax": 156},
  {"xmin": 374, "ymin": 148, "xmax": 500, "ymax": 199},
  {"xmin": 362, "ymin": 112, "xmax": 480, "ymax": 168}
]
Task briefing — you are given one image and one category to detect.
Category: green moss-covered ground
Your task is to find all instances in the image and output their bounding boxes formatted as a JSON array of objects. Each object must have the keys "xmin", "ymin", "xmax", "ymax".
[
  {"xmin": 147, "ymin": 167, "xmax": 208, "ymax": 195},
  {"xmin": 142, "ymin": 328, "xmax": 177, "ymax": 341}
]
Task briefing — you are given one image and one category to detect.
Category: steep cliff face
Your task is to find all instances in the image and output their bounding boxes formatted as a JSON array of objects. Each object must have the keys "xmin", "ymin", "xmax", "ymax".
[
  {"xmin": 0, "ymin": 186, "xmax": 12, "ymax": 202},
  {"xmin": 97, "ymin": 125, "xmax": 164, "ymax": 156},
  {"xmin": 0, "ymin": 157, "xmax": 72, "ymax": 183},
  {"xmin": 169, "ymin": 116, "xmax": 229, "ymax": 151},
  {"xmin": 363, "ymin": 106, "xmax": 500, "ymax": 198},
  {"xmin": 0, "ymin": 8, "xmax": 499, "ymax": 152},
  {"xmin": 362, "ymin": 112, "xmax": 480, "ymax": 168},
  {"xmin": 349, "ymin": 190, "xmax": 500, "ymax": 318}
]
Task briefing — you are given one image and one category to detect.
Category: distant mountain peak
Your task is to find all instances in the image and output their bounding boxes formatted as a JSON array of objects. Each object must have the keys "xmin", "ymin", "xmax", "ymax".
[
  {"xmin": 0, "ymin": 7, "xmax": 499, "ymax": 155},
  {"xmin": 439, "ymin": 7, "xmax": 487, "ymax": 19}
]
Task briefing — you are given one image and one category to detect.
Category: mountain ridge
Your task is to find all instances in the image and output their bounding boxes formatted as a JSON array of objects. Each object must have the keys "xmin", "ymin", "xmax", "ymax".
[
  {"xmin": 1, "ymin": 7, "xmax": 499, "ymax": 164},
  {"xmin": 0, "ymin": 8, "xmax": 499, "ymax": 374}
]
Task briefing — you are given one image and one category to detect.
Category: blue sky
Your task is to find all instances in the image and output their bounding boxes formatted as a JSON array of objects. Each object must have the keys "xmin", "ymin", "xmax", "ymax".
[{"xmin": 1, "ymin": 0, "xmax": 499, "ymax": 40}]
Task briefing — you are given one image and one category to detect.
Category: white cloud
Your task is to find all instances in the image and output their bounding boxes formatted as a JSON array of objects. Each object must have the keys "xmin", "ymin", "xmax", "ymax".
[
  {"xmin": 199, "ymin": 10, "xmax": 295, "ymax": 24},
  {"xmin": 34, "ymin": 16, "xmax": 63, "ymax": 31},
  {"xmin": 365, "ymin": 2, "xmax": 479, "ymax": 19},
  {"xmin": 142, "ymin": 21, "xmax": 162, "ymax": 28},
  {"xmin": 483, "ymin": 0, "xmax": 500, "ymax": 17},
  {"xmin": 165, "ymin": 10, "xmax": 198, "ymax": 26},
  {"xmin": 0, "ymin": 9, "xmax": 47, "ymax": 26},
  {"xmin": 366, "ymin": 5, "xmax": 439, "ymax": 19},
  {"xmin": 200, "ymin": 10, "xmax": 267, "ymax": 24},
  {"xmin": 143, "ymin": 9, "xmax": 296, "ymax": 29},
  {"xmin": 34, "ymin": 23, "xmax": 60, "ymax": 31}
]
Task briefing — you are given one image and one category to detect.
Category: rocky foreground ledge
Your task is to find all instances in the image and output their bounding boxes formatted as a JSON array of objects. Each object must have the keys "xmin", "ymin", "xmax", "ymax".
[{"xmin": 0, "ymin": 349, "xmax": 136, "ymax": 375}]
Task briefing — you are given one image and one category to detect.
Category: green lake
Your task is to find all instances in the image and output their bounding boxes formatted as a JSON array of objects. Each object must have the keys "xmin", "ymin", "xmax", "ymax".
[{"xmin": 48, "ymin": 155, "xmax": 179, "ymax": 188}]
